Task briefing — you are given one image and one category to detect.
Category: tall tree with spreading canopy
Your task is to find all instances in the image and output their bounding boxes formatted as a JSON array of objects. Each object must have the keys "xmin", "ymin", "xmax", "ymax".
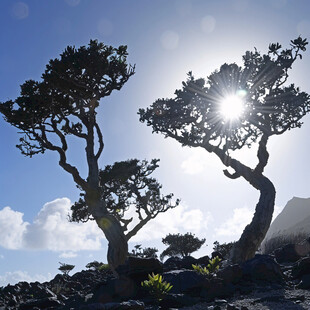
[
  {"xmin": 0, "ymin": 40, "xmax": 178, "ymax": 271},
  {"xmin": 139, "ymin": 37, "xmax": 310, "ymax": 263}
]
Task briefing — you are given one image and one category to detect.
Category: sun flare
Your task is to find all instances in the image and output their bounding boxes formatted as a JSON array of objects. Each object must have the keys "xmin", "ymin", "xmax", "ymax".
[{"xmin": 219, "ymin": 93, "xmax": 245, "ymax": 120}]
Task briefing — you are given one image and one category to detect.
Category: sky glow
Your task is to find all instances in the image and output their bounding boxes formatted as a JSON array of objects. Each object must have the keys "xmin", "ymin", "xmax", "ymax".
[
  {"xmin": 0, "ymin": 0, "xmax": 310, "ymax": 287},
  {"xmin": 219, "ymin": 93, "xmax": 245, "ymax": 120}
]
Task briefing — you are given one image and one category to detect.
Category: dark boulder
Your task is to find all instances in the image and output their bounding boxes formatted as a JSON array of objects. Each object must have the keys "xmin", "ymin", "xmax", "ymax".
[
  {"xmin": 217, "ymin": 264, "xmax": 243, "ymax": 284},
  {"xmin": 200, "ymin": 278, "xmax": 235, "ymax": 301},
  {"xmin": 291, "ymin": 257, "xmax": 310, "ymax": 279},
  {"xmin": 116, "ymin": 257, "xmax": 163, "ymax": 283},
  {"xmin": 162, "ymin": 270, "xmax": 206, "ymax": 295},
  {"xmin": 159, "ymin": 293, "xmax": 200, "ymax": 308},
  {"xmin": 91, "ymin": 277, "xmax": 137, "ymax": 304},
  {"xmin": 241, "ymin": 254, "xmax": 284, "ymax": 283},
  {"xmin": 196, "ymin": 255, "xmax": 211, "ymax": 267},
  {"xmin": 274, "ymin": 244, "xmax": 301, "ymax": 263},
  {"xmin": 163, "ymin": 256, "xmax": 183, "ymax": 271}
]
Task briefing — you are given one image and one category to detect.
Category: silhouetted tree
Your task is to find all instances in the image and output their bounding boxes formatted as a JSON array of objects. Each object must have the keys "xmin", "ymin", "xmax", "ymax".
[
  {"xmin": 213, "ymin": 241, "xmax": 235, "ymax": 260},
  {"xmin": 58, "ymin": 262, "xmax": 75, "ymax": 276},
  {"xmin": 0, "ymin": 41, "xmax": 178, "ymax": 271},
  {"xmin": 71, "ymin": 158, "xmax": 179, "ymax": 254},
  {"xmin": 130, "ymin": 244, "xmax": 159, "ymax": 259},
  {"xmin": 160, "ymin": 232, "xmax": 206, "ymax": 260},
  {"xmin": 139, "ymin": 37, "xmax": 310, "ymax": 263}
]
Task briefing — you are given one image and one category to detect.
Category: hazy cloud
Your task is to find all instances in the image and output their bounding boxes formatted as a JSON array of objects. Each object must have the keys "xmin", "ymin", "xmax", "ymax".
[
  {"xmin": 181, "ymin": 149, "xmax": 220, "ymax": 175},
  {"xmin": 59, "ymin": 251, "xmax": 78, "ymax": 259},
  {"xmin": 0, "ymin": 198, "xmax": 104, "ymax": 252},
  {"xmin": 215, "ymin": 207, "xmax": 253, "ymax": 237},
  {"xmin": 0, "ymin": 207, "xmax": 28, "ymax": 249},
  {"xmin": 0, "ymin": 270, "xmax": 52, "ymax": 287},
  {"xmin": 127, "ymin": 204, "xmax": 213, "ymax": 242}
]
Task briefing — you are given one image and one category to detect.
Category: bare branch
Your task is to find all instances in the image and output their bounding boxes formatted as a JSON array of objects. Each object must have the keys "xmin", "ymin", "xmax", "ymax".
[{"xmin": 94, "ymin": 121, "xmax": 104, "ymax": 160}]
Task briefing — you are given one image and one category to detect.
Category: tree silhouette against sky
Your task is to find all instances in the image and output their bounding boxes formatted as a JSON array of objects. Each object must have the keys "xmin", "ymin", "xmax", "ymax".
[
  {"xmin": 0, "ymin": 41, "xmax": 178, "ymax": 272},
  {"xmin": 139, "ymin": 37, "xmax": 310, "ymax": 263}
]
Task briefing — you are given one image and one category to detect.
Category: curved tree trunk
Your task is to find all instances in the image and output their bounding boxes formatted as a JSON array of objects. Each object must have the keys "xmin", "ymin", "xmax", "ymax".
[
  {"xmin": 230, "ymin": 174, "xmax": 276, "ymax": 263},
  {"xmin": 95, "ymin": 213, "xmax": 128, "ymax": 272}
]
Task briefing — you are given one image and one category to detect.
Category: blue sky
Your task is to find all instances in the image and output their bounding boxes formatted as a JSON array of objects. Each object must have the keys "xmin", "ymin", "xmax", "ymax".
[{"xmin": 1, "ymin": 0, "xmax": 310, "ymax": 286}]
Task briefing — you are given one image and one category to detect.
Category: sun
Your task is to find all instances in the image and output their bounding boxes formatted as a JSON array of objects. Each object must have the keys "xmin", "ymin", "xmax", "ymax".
[{"xmin": 219, "ymin": 92, "xmax": 246, "ymax": 120}]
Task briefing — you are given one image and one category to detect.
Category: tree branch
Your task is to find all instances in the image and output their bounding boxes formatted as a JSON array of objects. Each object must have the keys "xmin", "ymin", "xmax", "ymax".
[
  {"xmin": 254, "ymin": 134, "xmax": 269, "ymax": 174},
  {"xmin": 95, "ymin": 121, "xmax": 104, "ymax": 160}
]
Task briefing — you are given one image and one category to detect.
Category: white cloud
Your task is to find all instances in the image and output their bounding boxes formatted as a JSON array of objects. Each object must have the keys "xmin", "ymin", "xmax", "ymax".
[
  {"xmin": 215, "ymin": 207, "xmax": 253, "ymax": 237},
  {"xmin": 0, "ymin": 207, "xmax": 29, "ymax": 249},
  {"xmin": 0, "ymin": 270, "xmax": 52, "ymax": 287},
  {"xmin": 127, "ymin": 204, "xmax": 213, "ymax": 242},
  {"xmin": 0, "ymin": 198, "xmax": 104, "ymax": 252},
  {"xmin": 59, "ymin": 251, "xmax": 78, "ymax": 258},
  {"xmin": 181, "ymin": 149, "xmax": 221, "ymax": 175}
]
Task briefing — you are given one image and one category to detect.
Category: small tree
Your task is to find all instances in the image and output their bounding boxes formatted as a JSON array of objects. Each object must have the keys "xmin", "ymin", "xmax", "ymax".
[
  {"xmin": 0, "ymin": 41, "xmax": 178, "ymax": 271},
  {"xmin": 85, "ymin": 260, "xmax": 103, "ymax": 270},
  {"xmin": 139, "ymin": 37, "xmax": 310, "ymax": 263},
  {"xmin": 213, "ymin": 241, "xmax": 235, "ymax": 260},
  {"xmin": 58, "ymin": 262, "xmax": 75, "ymax": 276},
  {"xmin": 160, "ymin": 232, "xmax": 206, "ymax": 261},
  {"xmin": 130, "ymin": 244, "xmax": 159, "ymax": 259}
]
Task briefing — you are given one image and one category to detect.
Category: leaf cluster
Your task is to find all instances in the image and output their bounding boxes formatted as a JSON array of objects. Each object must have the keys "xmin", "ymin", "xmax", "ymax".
[
  {"xmin": 141, "ymin": 273, "xmax": 173, "ymax": 301},
  {"xmin": 130, "ymin": 244, "xmax": 158, "ymax": 259},
  {"xmin": 70, "ymin": 159, "xmax": 179, "ymax": 239},
  {"xmin": 160, "ymin": 232, "xmax": 206, "ymax": 260},
  {"xmin": 213, "ymin": 240, "xmax": 235, "ymax": 259},
  {"xmin": 192, "ymin": 255, "xmax": 222, "ymax": 275},
  {"xmin": 139, "ymin": 37, "xmax": 310, "ymax": 153},
  {"xmin": 0, "ymin": 40, "xmax": 134, "ymax": 157}
]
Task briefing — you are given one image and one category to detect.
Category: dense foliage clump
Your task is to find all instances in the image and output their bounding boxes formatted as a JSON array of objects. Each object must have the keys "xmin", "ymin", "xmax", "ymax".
[{"xmin": 160, "ymin": 232, "xmax": 206, "ymax": 261}]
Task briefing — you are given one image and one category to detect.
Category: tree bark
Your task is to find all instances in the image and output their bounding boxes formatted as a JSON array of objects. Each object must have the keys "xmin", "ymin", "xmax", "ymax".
[
  {"xmin": 230, "ymin": 174, "xmax": 276, "ymax": 263},
  {"xmin": 95, "ymin": 213, "xmax": 128, "ymax": 272}
]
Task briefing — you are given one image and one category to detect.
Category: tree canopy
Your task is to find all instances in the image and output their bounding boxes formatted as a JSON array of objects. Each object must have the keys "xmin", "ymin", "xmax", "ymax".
[
  {"xmin": 0, "ymin": 40, "xmax": 178, "ymax": 271},
  {"xmin": 71, "ymin": 158, "xmax": 180, "ymax": 241},
  {"xmin": 160, "ymin": 232, "xmax": 206, "ymax": 261},
  {"xmin": 139, "ymin": 37, "xmax": 310, "ymax": 263}
]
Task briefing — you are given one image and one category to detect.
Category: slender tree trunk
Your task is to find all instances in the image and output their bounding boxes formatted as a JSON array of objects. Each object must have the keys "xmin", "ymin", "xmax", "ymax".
[
  {"xmin": 95, "ymin": 213, "xmax": 128, "ymax": 272},
  {"xmin": 87, "ymin": 197, "xmax": 128, "ymax": 273},
  {"xmin": 230, "ymin": 174, "xmax": 276, "ymax": 263}
]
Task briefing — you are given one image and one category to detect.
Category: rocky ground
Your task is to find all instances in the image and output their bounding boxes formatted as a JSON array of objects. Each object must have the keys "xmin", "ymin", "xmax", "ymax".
[{"xmin": 1, "ymin": 241, "xmax": 310, "ymax": 309}]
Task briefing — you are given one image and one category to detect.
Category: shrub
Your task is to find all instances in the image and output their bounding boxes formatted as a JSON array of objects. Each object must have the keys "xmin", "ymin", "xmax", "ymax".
[
  {"xmin": 141, "ymin": 273, "xmax": 173, "ymax": 301},
  {"xmin": 213, "ymin": 241, "xmax": 235, "ymax": 259},
  {"xmin": 160, "ymin": 232, "xmax": 206, "ymax": 261},
  {"xmin": 130, "ymin": 244, "xmax": 158, "ymax": 259},
  {"xmin": 58, "ymin": 262, "xmax": 75, "ymax": 276},
  {"xmin": 85, "ymin": 261, "xmax": 103, "ymax": 270}
]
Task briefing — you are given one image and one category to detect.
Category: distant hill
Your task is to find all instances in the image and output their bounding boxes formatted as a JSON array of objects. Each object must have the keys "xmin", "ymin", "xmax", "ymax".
[{"xmin": 261, "ymin": 197, "xmax": 310, "ymax": 252}]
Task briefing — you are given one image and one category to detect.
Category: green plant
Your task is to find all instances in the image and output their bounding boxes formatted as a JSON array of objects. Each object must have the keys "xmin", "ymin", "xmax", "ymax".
[
  {"xmin": 141, "ymin": 273, "xmax": 173, "ymax": 301},
  {"xmin": 192, "ymin": 255, "xmax": 222, "ymax": 275},
  {"xmin": 98, "ymin": 263, "xmax": 110, "ymax": 272},
  {"xmin": 192, "ymin": 264, "xmax": 209, "ymax": 275},
  {"xmin": 207, "ymin": 256, "xmax": 222, "ymax": 273}
]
